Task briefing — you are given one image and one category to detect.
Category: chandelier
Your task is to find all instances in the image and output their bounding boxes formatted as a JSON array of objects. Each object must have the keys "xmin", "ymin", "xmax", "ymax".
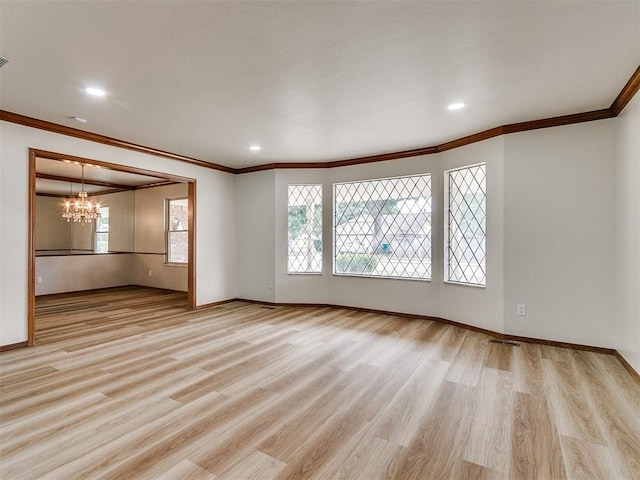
[{"xmin": 62, "ymin": 164, "xmax": 101, "ymax": 223}]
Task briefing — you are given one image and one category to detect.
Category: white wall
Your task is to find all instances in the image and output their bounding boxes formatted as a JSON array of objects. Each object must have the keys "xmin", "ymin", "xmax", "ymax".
[
  {"xmin": 236, "ymin": 170, "xmax": 276, "ymax": 303},
  {"xmin": 35, "ymin": 190, "xmax": 137, "ymax": 296},
  {"xmin": 503, "ymin": 120, "xmax": 617, "ymax": 347},
  {"xmin": 131, "ymin": 255, "xmax": 187, "ymax": 292},
  {"xmin": 132, "ymin": 183, "xmax": 188, "ymax": 292},
  {"xmin": 134, "ymin": 184, "xmax": 187, "ymax": 253},
  {"xmin": 2, "ymin": 108, "xmax": 636, "ymax": 355},
  {"xmin": 36, "ymin": 190, "xmax": 135, "ymax": 253},
  {"xmin": 35, "ymin": 254, "xmax": 134, "ymax": 295},
  {"xmin": 270, "ymin": 121, "xmax": 621, "ymax": 349},
  {"xmin": 0, "ymin": 121, "xmax": 237, "ymax": 345},
  {"xmin": 274, "ymin": 169, "xmax": 330, "ymax": 304},
  {"xmin": 35, "ymin": 196, "xmax": 72, "ymax": 250},
  {"xmin": 35, "ymin": 186, "xmax": 187, "ymax": 294},
  {"xmin": 269, "ymin": 138, "xmax": 505, "ymax": 333},
  {"xmin": 615, "ymin": 94, "xmax": 640, "ymax": 372},
  {"xmin": 327, "ymin": 138, "xmax": 505, "ymax": 332},
  {"xmin": 92, "ymin": 190, "xmax": 135, "ymax": 252}
]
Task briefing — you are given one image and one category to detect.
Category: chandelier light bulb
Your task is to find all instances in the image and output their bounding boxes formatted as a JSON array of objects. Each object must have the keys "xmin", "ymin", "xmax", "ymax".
[{"xmin": 61, "ymin": 164, "xmax": 102, "ymax": 224}]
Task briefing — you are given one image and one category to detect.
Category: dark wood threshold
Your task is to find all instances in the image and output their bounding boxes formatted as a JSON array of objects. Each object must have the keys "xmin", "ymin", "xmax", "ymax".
[
  {"xmin": 615, "ymin": 350, "xmax": 640, "ymax": 384},
  {"xmin": 0, "ymin": 341, "xmax": 29, "ymax": 352},
  {"xmin": 195, "ymin": 298, "xmax": 238, "ymax": 310},
  {"xmin": 34, "ymin": 285, "xmax": 186, "ymax": 301}
]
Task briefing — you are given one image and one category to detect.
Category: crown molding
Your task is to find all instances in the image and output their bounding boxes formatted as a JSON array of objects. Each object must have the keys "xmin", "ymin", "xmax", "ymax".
[
  {"xmin": 237, "ymin": 108, "xmax": 614, "ymax": 173},
  {"xmin": 610, "ymin": 65, "xmax": 640, "ymax": 116},
  {"xmin": 2, "ymin": 65, "xmax": 638, "ymax": 175},
  {"xmin": 0, "ymin": 110, "xmax": 235, "ymax": 174}
]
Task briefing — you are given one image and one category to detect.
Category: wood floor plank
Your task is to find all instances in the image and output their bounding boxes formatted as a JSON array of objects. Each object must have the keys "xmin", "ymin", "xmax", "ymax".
[
  {"xmin": 217, "ymin": 450, "xmax": 285, "ymax": 480},
  {"xmin": 559, "ymin": 435, "xmax": 616, "ymax": 480},
  {"xmin": 510, "ymin": 391, "xmax": 567, "ymax": 479},
  {"xmin": 571, "ymin": 350, "xmax": 640, "ymax": 479},
  {"xmin": 331, "ymin": 431, "xmax": 405, "ymax": 480},
  {"xmin": 462, "ymin": 368, "xmax": 513, "ymax": 474},
  {"xmin": 256, "ymin": 364, "xmax": 380, "ymax": 464},
  {"xmin": 512, "ymin": 341, "xmax": 545, "ymax": 395},
  {"xmin": 543, "ymin": 358, "xmax": 606, "ymax": 444},
  {"xmin": 88, "ymin": 388, "xmax": 276, "ymax": 480},
  {"xmin": 451, "ymin": 459, "xmax": 503, "ymax": 480},
  {"xmin": 54, "ymin": 390, "xmax": 227, "ymax": 480},
  {"xmin": 191, "ymin": 366, "xmax": 343, "ymax": 475},
  {"xmin": 446, "ymin": 333, "xmax": 488, "ymax": 387},
  {"xmin": 484, "ymin": 342, "xmax": 514, "ymax": 372},
  {"xmin": 370, "ymin": 357, "xmax": 450, "ymax": 447},
  {"xmin": 158, "ymin": 459, "xmax": 217, "ymax": 480},
  {"xmin": 2, "ymin": 397, "xmax": 180, "ymax": 478},
  {"xmin": 0, "ymin": 286, "xmax": 637, "ymax": 479},
  {"xmin": 0, "ymin": 392, "xmax": 110, "ymax": 454},
  {"xmin": 392, "ymin": 381, "xmax": 478, "ymax": 479}
]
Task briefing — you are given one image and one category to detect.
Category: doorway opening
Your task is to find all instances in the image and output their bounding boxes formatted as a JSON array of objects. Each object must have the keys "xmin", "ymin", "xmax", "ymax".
[{"xmin": 28, "ymin": 148, "xmax": 196, "ymax": 345}]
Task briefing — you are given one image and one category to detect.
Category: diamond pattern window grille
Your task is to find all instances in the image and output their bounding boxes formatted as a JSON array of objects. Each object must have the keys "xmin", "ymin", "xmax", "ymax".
[
  {"xmin": 446, "ymin": 163, "xmax": 486, "ymax": 286},
  {"xmin": 288, "ymin": 185, "xmax": 323, "ymax": 273},
  {"xmin": 334, "ymin": 175, "xmax": 431, "ymax": 279}
]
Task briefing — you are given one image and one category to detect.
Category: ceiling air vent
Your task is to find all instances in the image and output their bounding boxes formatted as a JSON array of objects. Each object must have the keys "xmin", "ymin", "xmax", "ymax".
[{"xmin": 0, "ymin": 57, "xmax": 9, "ymax": 69}]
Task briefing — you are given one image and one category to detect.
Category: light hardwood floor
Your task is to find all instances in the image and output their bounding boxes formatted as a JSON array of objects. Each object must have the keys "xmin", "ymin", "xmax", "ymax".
[{"xmin": 1, "ymin": 286, "xmax": 639, "ymax": 479}]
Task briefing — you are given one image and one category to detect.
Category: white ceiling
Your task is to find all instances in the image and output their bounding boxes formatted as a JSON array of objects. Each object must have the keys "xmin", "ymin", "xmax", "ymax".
[
  {"xmin": 1, "ymin": 1, "xmax": 638, "ymax": 169},
  {"xmin": 36, "ymin": 178, "xmax": 107, "ymax": 197},
  {"xmin": 35, "ymin": 157, "xmax": 170, "ymax": 196}
]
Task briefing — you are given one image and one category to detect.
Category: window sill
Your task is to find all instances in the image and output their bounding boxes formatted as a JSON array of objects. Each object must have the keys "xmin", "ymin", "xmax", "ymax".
[
  {"xmin": 164, "ymin": 262, "xmax": 188, "ymax": 268},
  {"xmin": 333, "ymin": 273, "xmax": 432, "ymax": 282},
  {"xmin": 443, "ymin": 280, "xmax": 486, "ymax": 289}
]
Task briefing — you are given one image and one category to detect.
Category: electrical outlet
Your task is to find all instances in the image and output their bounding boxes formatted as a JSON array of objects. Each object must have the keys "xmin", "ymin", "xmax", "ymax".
[
  {"xmin": 517, "ymin": 304, "xmax": 526, "ymax": 316},
  {"xmin": 148, "ymin": 270, "xmax": 152, "ymax": 277},
  {"xmin": 37, "ymin": 276, "xmax": 43, "ymax": 284},
  {"xmin": 267, "ymin": 281, "xmax": 273, "ymax": 290}
]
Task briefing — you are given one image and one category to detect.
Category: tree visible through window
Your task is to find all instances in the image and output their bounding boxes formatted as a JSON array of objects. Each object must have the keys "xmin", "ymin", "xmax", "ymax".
[
  {"xmin": 95, "ymin": 206, "xmax": 109, "ymax": 253},
  {"xmin": 167, "ymin": 198, "xmax": 188, "ymax": 264},
  {"xmin": 288, "ymin": 185, "xmax": 322, "ymax": 273},
  {"xmin": 445, "ymin": 163, "xmax": 486, "ymax": 286},
  {"xmin": 334, "ymin": 175, "xmax": 431, "ymax": 279}
]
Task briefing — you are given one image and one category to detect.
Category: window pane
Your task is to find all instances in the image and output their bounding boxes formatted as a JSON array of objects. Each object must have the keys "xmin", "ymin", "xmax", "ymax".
[
  {"xmin": 95, "ymin": 232, "xmax": 109, "ymax": 253},
  {"xmin": 446, "ymin": 164, "xmax": 486, "ymax": 286},
  {"xmin": 334, "ymin": 174, "xmax": 431, "ymax": 280},
  {"xmin": 169, "ymin": 199, "xmax": 188, "ymax": 231},
  {"xmin": 96, "ymin": 211, "xmax": 109, "ymax": 232},
  {"xmin": 95, "ymin": 206, "xmax": 109, "ymax": 252},
  {"xmin": 168, "ymin": 231, "xmax": 188, "ymax": 263},
  {"xmin": 167, "ymin": 198, "xmax": 188, "ymax": 263},
  {"xmin": 288, "ymin": 185, "xmax": 322, "ymax": 273}
]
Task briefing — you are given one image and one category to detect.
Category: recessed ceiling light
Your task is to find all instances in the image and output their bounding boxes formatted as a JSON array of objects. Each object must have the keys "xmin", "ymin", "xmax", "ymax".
[
  {"xmin": 447, "ymin": 102, "xmax": 466, "ymax": 110},
  {"xmin": 84, "ymin": 87, "xmax": 106, "ymax": 97},
  {"xmin": 72, "ymin": 116, "xmax": 87, "ymax": 123},
  {"xmin": 249, "ymin": 145, "xmax": 262, "ymax": 151}
]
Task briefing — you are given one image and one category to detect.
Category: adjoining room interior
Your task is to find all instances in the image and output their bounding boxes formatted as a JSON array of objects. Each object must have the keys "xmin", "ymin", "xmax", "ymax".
[
  {"xmin": 31, "ymin": 151, "xmax": 195, "ymax": 343},
  {"xmin": 0, "ymin": 1, "xmax": 639, "ymax": 479}
]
